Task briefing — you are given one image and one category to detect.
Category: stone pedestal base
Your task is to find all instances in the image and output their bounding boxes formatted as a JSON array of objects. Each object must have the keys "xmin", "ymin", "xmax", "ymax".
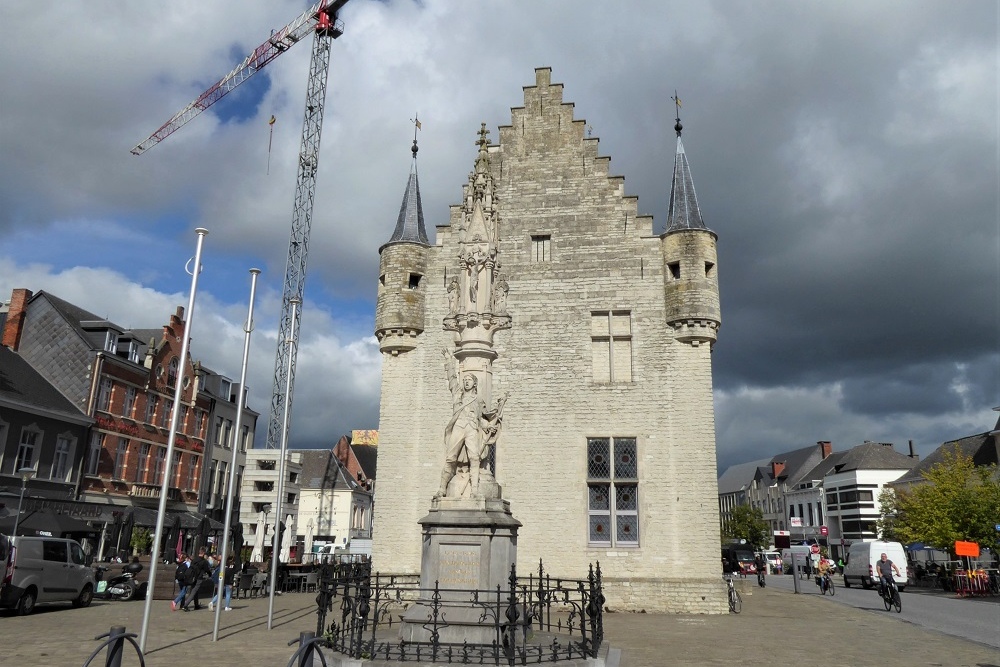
[{"xmin": 400, "ymin": 497, "xmax": 521, "ymax": 645}]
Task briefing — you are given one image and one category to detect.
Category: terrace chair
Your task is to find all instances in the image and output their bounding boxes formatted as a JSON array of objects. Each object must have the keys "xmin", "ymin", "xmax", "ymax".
[
  {"xmin": 251, "ymin": 573, "xmax": 269, "ymax": 598},
  {"xmin": 236, "ymin": 572, "xmax": 254, "ymax": 599},
  {"xmin": 302, "ymin": 572, "xmax": 318, "ymax": 593}
]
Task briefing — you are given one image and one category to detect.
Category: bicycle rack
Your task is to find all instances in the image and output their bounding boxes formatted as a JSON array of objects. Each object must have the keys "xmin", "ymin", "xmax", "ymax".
[
  {"xmin": 82, "ymin": 626, "xmax": 146, "ymax": 667},
  {"xmin": 286, "ymin": 631, "xmax": 329, "ymax": 667}
]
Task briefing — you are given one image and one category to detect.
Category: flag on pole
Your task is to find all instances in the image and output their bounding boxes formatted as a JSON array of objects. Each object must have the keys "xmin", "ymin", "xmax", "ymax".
[{"xmin": 269, "ymin": 115, "xmax": 276, "ymax": 125}]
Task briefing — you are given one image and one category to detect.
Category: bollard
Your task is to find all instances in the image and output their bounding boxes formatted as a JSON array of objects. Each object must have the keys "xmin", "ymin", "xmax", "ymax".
[{"xmin": 104, "ymin": 626, "xmax": 126, "ymax": 667}]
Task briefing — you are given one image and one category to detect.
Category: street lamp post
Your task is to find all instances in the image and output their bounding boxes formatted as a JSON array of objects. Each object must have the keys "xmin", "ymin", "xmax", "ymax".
[{"xmin": 12, "ymin": 467, "xmax": 37, "ymax": 538}]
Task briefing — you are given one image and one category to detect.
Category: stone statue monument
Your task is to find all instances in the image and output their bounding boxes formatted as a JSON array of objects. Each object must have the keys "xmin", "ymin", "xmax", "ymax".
[
  {"xmin": 435, "ymin": 351, "xmax": 508, "ymax": 500},
  {"xmin": 401, "ymin": 124, "xmax": 520, "ymax": 644}
]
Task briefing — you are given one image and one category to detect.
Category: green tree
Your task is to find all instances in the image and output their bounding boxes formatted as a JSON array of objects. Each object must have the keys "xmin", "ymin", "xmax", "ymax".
[
  {"xmin": 876, "ymin": 487, "xmax": 900, "ymax": 541},
  {"xmin": 889, "ymin": 446, "xmax": 1000, "ymax": 555},
  {"xmin": 723, "ymin": 505, "xmax": 770, "ymax": 551},
  {"xmin": 130, "ymin": 527, "xmax": 152, "ymax": 555}
]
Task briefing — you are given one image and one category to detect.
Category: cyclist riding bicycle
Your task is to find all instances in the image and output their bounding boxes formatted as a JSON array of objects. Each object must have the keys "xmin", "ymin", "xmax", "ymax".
[
  {"xmin": 754, "ymin": 553, "xmax": 766, "ymax": 587},
  {"xmin": 875, "ymin": 552, "xmax": 901, "ymax": 594},
  {"xmin": 816, "ymin": 557, "xmax": 833, "ymax": 592}
]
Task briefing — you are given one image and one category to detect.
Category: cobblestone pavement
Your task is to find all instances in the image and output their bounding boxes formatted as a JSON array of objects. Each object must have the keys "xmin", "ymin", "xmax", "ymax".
[{"xmin": 2, "ymin": 583, "xmax": 998, "ymax": 667}]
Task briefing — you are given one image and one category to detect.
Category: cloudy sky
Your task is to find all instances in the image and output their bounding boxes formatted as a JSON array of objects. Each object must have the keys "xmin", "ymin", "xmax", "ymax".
[{"xmin": 1, "ymin": 0, "xmax": 996, "ymax": 472}]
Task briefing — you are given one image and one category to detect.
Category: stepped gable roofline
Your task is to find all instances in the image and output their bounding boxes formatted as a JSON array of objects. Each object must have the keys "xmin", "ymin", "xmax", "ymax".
[
  {"xmin": 893, "ymin": 432, "xmax": 999, "ymax": 486},
  {"xmin": 664, "ymin": 99, "xmax": 714, "ymax": 237},
  {"xmin": 830, "ymin": 441, "xmax": 918, "ymax": 474},
  {"xmin": 380, "ymin": 132, "xmax": 429, "ymax": 252},
  {"xmin": 490, "ymin": 67, "xmax": 647, "ymax": 221},
  {"xmin": 0, "ymin": 347, "xmax": 93, "ymax": 425}
]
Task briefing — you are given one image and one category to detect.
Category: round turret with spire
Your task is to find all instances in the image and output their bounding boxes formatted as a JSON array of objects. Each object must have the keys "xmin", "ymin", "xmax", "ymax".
[
  {"xmin": 661, "ymin": 95, "xmax": 721, "ymax": 345},
  {"xmin": 375, "ymin": 117, "xmax": 431, "ymax": 355}
]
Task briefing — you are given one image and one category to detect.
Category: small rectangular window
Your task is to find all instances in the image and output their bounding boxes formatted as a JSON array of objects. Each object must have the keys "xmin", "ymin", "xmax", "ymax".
[
  {"xmin": 136, "ymin": 443, "xmax": 150, "ymax": 483},
  {"xmin": 160, "ymin": 399, "xmax": 173, "ymax": 428},
  {"xmin": 145, "ymin": 395, "xmax": 159, "ymax": 424},
  {"xmin": 122, "ymin": 387, "xmax": 137, "ymax": 418},
  {"xmin": 531, "ymin": 235, "xmax": 551, "ymax": 262},
  {"xmin": 51, "ymin": 436, "xmax": 73, "ymax": 481},
  {"xmin": 668, "ymin": 262, "xmax": 680, "ymax": 280},
  {"xmin": 85, "ymin": 433, "xmax": 103, "ymax": 476},
  {"xmin": 16, "ymin": 429, "xmax": 39, "ymax": 470},
  {"xmin": 705, "ymin": 261, "xmax": 715, "ymax": 278},
  {"xmin": 173, "ymin": 451, "xmax": 183, "ymax": 486},
  {"xmin": 97, "ymin": 378, "xmax": 113, "ymax": 412},
  {"xmin": 408, "ymin": 273, "xmax": 422, "ymax": 289}
]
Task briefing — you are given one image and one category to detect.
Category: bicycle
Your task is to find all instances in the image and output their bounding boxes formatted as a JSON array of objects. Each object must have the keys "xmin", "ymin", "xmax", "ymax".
[
  {"xmin": 817, "ymin": 572, "xmax": 835, "ymax": 596},
  {"xmin": 878, "ymin": 578, "xmax": 901, "ymax": 613},
  {"xmin": 725, "ymin": 575, "xmax": 742, "ymax": 613}
]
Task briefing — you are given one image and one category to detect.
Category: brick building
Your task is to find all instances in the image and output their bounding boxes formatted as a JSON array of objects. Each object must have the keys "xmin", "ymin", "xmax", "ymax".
[
  {"xmin": 2, "ymin": 289, "xmax": 255, "ymax": 555},
  {"xmin": 372, "ymin": 68, "xmax": 725, "ymax": 612}
]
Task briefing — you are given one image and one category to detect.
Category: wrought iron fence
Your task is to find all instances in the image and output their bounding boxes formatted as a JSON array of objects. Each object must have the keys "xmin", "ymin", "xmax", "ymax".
[{"xmin": 314, "ymin": 559, "xmax": 604, "ymax": 664}]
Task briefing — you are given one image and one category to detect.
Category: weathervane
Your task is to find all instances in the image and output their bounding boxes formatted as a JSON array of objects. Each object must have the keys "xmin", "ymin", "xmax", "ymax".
[{"xmin": 671, "ymin": 90, "xmax": 682, "ymax": 137}]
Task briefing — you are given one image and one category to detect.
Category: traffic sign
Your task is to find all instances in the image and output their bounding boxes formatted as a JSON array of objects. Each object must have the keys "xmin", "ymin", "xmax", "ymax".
[
  {"xmin": 810, "ymin": 544, "xmax": 820, "ymax": 555},
  {"xmin": 820, "ymin": 525, "xmax": 829, "ymax": 536}
]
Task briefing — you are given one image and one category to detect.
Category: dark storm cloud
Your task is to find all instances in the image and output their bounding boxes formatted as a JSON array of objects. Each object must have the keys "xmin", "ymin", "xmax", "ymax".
[{"xmin": 0, "ymin": 0, "xmax": 995, "ymax": 458}]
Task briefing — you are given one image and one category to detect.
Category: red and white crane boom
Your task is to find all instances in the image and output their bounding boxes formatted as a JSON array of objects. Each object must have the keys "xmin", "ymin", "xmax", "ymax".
[
  {"xmin": 132, "ymin": 0, "xmax": 351, "ymax": 456},
  {"xmin": 131, "ymin": 1, "xmax": 345, "ymax": 155}
]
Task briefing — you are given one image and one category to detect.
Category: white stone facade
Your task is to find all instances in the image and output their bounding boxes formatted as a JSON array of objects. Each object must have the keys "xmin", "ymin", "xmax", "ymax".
[{"xmin": 372, "ymin": 68, "xmax": 725, "ymax": 613}]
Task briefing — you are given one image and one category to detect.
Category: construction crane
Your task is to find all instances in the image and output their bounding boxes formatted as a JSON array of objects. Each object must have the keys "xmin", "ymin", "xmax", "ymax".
[{"xmin": 132, "ymin": 0, "xmax": 350, "ymax": 451}]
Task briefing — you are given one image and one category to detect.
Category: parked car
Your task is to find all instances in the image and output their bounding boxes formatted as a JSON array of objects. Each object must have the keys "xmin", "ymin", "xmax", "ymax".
[{"xmin": 0, "ymin": 535, "xmax": 96, "ymax": 614}]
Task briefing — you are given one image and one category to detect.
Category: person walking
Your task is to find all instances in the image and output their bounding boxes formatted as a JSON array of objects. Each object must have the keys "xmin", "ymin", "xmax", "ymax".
[
  {"xmin": 171, "ymin": 553, "xmax": 189, "ymax": 611},
  {"xmin": 210, "ymin": 555, "xmax": 238, "ymax": 611},
  {"xmin": 181, "ymin": 547, "xmax": 212, "ymax": 611}
]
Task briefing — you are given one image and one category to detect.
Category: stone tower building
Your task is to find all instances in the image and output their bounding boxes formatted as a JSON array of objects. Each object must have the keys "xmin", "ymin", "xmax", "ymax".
[{"xmin": 373, "ymin": 68, "xmax": 725, "ymax": 612}]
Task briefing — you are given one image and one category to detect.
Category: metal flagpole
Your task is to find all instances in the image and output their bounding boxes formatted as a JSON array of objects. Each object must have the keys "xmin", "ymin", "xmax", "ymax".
[
  {"xmin": 140, "ymin": 227, "xmax": 209, "ymax": 651},
  {"xmin": 267, "ymin": 297, "xmax": 300, "ymax": 629},
  {"xmin": 212, "ymin": 268, "xmax": 261, "ymax": 641}
]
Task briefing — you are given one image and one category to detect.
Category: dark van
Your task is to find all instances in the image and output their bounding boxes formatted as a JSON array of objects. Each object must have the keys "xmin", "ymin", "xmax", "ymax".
[{"xmin": 721, "ymin": 544, "xmax": 757, "ymax": 575}]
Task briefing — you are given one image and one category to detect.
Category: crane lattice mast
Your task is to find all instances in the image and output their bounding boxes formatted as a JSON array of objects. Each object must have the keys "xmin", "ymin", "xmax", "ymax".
[{"xmin": 131, "ymin": 0, "xmax": 350, "ymax": 451}]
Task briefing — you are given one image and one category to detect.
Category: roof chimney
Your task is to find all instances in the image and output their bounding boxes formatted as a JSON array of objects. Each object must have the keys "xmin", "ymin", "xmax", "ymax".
[
  {"xmin": 771, "ymin": 461, "xmax": 786, "ymax": 478},
  {"xmin": 818, "ymin": 441, "xmax": 832, "ymax": 459},
  {"xmin": 2, "ymin": 288, "xmax": 33, "ymax": 350},
  {"xmin": 908, "ymin": 439, "xmax": 918, "ymax": 460}
]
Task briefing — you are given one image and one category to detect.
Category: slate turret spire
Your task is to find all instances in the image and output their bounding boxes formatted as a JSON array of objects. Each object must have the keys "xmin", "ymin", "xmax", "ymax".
[
  {"xmin": 665, "ymin": 92, "xmax": 708, "ymax": 233},
  {"xmin": 661, "ymin": 93, "xmax": 721, "ymax": 346},
  {"xmin": 385, "ymin": 121, "xmax": 430, "ymax": 247},
  {"xmin": 375, "ymin": 117, "xmax": 431, "ymax": 355}
]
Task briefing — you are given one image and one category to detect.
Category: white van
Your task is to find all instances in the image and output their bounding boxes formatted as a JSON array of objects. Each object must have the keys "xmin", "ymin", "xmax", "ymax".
[
  {"xmin": 842, "ymin": 540, "xmax": 907, "ymax": 591},
  {"xmin": 0, "ymin": 536, "xmax": 96, "ymax": 614},
  {"xmin": 781, "ymin": 545, "xmax": 813, "ymax": 575}
]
